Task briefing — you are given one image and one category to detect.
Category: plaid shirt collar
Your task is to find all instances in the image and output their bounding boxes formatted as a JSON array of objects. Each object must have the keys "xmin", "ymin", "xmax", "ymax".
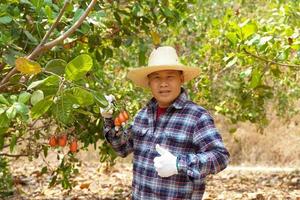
[{"xmin": 146, "ymin": 87, "xmax": 189, "ymax": 111}]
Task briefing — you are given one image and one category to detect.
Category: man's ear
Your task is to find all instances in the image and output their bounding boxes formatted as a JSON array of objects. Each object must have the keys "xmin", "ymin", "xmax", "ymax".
[{"xmin": 180, "ymin": 72, "xmax": 184, "ymax": 83}]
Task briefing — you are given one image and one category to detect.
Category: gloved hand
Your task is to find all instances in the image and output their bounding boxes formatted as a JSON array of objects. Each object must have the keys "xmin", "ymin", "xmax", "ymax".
[
  {"xmin": 153, "ymin": 144, "xmax": 178, "ymax": 177},
  {"xmin": 100, "ymin": 94, "xmax": 116, "ymax": 118}
]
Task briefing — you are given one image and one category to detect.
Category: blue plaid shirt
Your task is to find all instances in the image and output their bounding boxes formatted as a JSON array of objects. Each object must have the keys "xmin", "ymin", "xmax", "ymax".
[{"xmin": 104, "ymin": 88, "xmax": 230, "ymax": 199}]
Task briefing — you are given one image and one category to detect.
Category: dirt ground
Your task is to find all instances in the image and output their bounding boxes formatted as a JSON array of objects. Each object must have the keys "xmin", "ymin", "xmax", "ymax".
[
  {"xmin": 2, "ymin": 114, "xmax": 300, "ymax": 200},
  {"xmin": 4, "ymin": 157, "xmax": 300, "ymax": 200}
]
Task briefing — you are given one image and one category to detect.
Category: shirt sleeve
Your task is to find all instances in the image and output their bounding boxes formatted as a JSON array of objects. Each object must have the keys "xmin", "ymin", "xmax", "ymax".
[
  {"xmin": 103, "ymin": 118, "xmax": 134, "ymax": 158},
  {"xmin": 176, "ymin": 113, "xmax": 230, "ymax": 179}
]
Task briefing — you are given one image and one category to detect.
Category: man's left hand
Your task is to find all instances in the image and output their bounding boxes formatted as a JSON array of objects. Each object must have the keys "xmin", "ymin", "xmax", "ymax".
[{"xmin": 153, "ymin": 144, "xmax": 178, "ymax": 177}]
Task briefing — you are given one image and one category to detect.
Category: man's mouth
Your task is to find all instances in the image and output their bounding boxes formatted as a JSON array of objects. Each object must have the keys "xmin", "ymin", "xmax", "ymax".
[{"xmin": 159, "ymin": 90, "xmax": 171, "ymax": 94}]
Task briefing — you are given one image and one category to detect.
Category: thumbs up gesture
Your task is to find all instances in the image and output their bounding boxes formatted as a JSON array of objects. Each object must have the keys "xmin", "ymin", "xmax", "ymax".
[{"xmin": 153, "ymin": 144, "xmax": 178, "ymax": 177}]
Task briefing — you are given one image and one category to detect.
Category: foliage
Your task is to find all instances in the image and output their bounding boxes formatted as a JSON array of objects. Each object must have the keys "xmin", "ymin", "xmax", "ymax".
[
  {"xmin": 0, "ymin": 157, "xmax": 13, "ymax": 197},
  {"xmin": 0, "ymin": 0, "xmax": 299, "ymax": 192}
]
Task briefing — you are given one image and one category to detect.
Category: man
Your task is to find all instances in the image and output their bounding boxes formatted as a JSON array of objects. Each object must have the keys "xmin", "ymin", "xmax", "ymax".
[{"xmin": 101, "ymin": 46, "xmax": 230, "ymax": 199}]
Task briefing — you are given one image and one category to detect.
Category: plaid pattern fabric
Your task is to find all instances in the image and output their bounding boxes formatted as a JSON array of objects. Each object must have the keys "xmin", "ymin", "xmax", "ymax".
[{"xmin": 104, "ymin": 88, "xmax": 230, "ymax": 199}]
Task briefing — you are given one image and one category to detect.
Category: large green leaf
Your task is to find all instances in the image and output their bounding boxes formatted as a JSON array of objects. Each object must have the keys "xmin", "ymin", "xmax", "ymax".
[
  {"xmin": 27, "ymin": 75, "xmax": 60, "ymax": 96},
  {"xmin": 31, "ymin": 90, "xmax": 44, "ymax": 105},
  {"xmin": 18, "ymin": 92, "xmax": 31, "ymax": 104},
  {"xmin": 31, "ymin": 96, "xmax": 53, "ymax": 119},
  {"xmin": 72, "ymin": 87, "xmax": 94, "ymax": 106},
  {"xmin": 45, "ymin": 59, "xmax": 67, "ymax": 76},
  {"xmin": 65, "ymin": 54, "xmax": 93, "ymax": 81},
  {"xmin": 51, "ymin": 93, "xmax": 77, "ymax": 125},
  {"xmin": 27, "ymin": 75, "xmax": 60, "ymax": 90}
]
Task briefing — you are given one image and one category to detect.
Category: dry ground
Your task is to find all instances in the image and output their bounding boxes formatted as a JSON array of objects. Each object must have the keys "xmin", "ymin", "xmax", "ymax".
[
  {"xmin": 2, "ymin": 113, "xmax": 300, "ymax": 199},
  {"xmin": 3, "ymin": 156, "xmax": 300, "ymax": 200}
]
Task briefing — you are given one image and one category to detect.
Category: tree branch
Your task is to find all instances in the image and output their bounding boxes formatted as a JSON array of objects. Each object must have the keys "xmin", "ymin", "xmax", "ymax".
[
  {"xmin": 36, "ymin": 0, "xmax": 97, "ymax": 55},
  {"xmin": 0, "ymin": 67, "xmax": 18, "ymax": 87},
  {"xmin": 0, "ymin": 153, "xmax": 29, "ymax": 158},
  {"xmin": 39, "ymin": 0, "xmax": 71, "ymax": 46},
  {"xmin": 0, "ymin": 62, "xmax": 4, "ymax": 72},
  {"xmin": 243, "ymin": 48, "xmax": 300, "ymax": 68}
]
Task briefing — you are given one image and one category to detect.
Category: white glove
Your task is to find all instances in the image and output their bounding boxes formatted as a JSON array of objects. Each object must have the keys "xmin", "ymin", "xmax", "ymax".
[
  {"xmin": 100, "ymin": 94, "xmax": 115, "ymax": 118},
  {"xmin": 153, "ymin": 144, "xmax": 178, "ymax": 177}
]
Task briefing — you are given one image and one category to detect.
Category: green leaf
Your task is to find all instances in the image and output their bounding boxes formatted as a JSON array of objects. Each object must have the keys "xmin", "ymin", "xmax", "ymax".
[
  {"xmin": 43, "ymin": 145, "xmax": 48, "ymax": 157},
  {"xmin": 65, "ymin": 54, "xmax": 93, "ymax": 81},
  {"xmin": 240, "ymin": 20, "xmax": 257, "ymax": 39},
  {"xmin": 62, "ymin": 178, "xmax": 71, "ymax": 189},
  {"xmin": 113, "ymin": 12, "xmax": 121, "ymax": 23},
  {"xmin": 31, "ymin": 96, "xmax": 53, "ymax": 119},
  {"xmin": 240, "ymin": 68, "xmax": 252, "ymax": 78},
  {"xmin": 277, "ymin": 48, "xmax": 290, "ymax": 61},
  {"xmin": 27, "ymin": 80, "xmax": 45, "ymax": 90},
  {"xmin": 52, "ymin": 93, "xmax": 77, "ymax": 125},
  {"xmin": 13, "ymin": 102, "xmax": 29, "ymax": 115},
  {"xmin": 249, "ymin": 67, "xmax": 262, "ymax": 89},
  {"xmin": 72, "ymin": 87, "xmax": 94, "ymax": 106},
  {"xmin": 27, "ymin": 75, "xmax": 60, "ymax": 91},
  {"xmin": 0, "ymin": 113, "xmax": 10, "ymax": 128},
  {"xmin": 0, "ymin": 16, "xmax": 13, "ymax": 24},
  {"xmin": 49, "ymin": 175, "xmax": 57, "ymax": 187},
  {"xmin": 93, "ymin": 92, "xmax": 108, "ymax": 108},
  {"xmin": 0, "ymin": 94, "xmax": 10, "ymax": 105},
  {"xmin": 258, "ymin": 36, "xmax": 273, "ymax": 46},
  {"xmin": 23, "ymin": 30, "xmax": 38, "ymax": 44},
  {"xmin": 10, "ymin": 134, "xmax": 17, "ymax": 153},
  {"xmin": 44, "ymin": 5, "xmax": 53, "ymax": 20},
  {"xmin": 18, "ymin": 92, "xmax": 31, "ymax": 104},
  {"xmin": 72, "ymin": 8, "xmax": 85, "ymax": 24},
  {"xmin": 31, "ymin": 90, "xmax": 44, "ymax": 105},
  {"xmin": 6, "ymin": 106, "xmax": 16, "ymax": 119},
  {"xmin": 0, "ymin": 127, "xmax": 8, "ymax": 134},
  {"xmin": 161, "ymin": 7, "xmax": 173, "ymax": 18},
  {"xmin": 41, "ymin": 166, "xmax": 48, "ymax": 174},
  {"xmin": 138, "ymin": 43, "xmax": 147, "ymax": 66},
  {"xmin": 245, "ymin": 34, "xmax": 260, "ymax": 46},
  {"xmin": 225, "ymin": 32, "xmax": 238, "ymax": 46},
  {"xmin": 225, "ymin": 56, "xmax": 238, "ymax": 68},
  {"xmin": 31, "ymin": 0, "xmax": 43, "ymax": 10},
  {"xmin": 45, "ymin": 59, "xmax": 67, "ymax": 76}
]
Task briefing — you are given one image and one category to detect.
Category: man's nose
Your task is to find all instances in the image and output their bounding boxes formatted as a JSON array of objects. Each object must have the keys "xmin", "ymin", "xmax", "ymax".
[{"xmin": 160, "ymin": 79, "xmax": 168, "ymax": 87}]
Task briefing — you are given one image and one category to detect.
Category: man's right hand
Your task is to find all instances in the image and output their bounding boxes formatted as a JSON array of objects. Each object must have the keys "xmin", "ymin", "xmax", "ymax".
[{"xmin": 100, "ymin": 94, "xmax": 116, "ymax": 118}]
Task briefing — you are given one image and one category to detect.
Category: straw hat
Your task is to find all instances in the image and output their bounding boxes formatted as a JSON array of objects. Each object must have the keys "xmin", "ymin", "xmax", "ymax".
[{"xmin": 127, "ymin": 46, "xmax": 201, "ymax": 88}]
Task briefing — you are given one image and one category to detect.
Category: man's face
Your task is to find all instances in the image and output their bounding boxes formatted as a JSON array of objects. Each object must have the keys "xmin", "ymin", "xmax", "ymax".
[{"xmin": 148, "ymin": 70, "xmax": 184, "ymax": 108}]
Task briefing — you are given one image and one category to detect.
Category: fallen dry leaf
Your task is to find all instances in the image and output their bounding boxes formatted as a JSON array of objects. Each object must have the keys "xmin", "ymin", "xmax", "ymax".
[{"xmin": 80, "ymin": 182, "xmax": 91, "ymax": 190}]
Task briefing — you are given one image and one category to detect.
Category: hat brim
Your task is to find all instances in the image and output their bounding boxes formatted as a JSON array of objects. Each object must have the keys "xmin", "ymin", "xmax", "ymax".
[{"xmin": 127, "ymin": 65, "xmax": 201, "ymax": 88}]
